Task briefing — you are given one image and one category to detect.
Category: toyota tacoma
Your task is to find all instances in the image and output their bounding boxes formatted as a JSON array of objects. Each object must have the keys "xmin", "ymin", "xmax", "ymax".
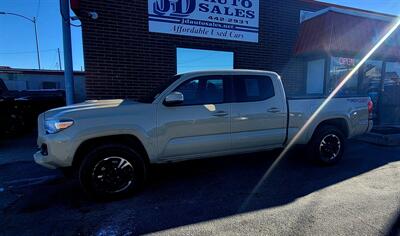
[{"xmin": 34, "ymin": 70, "xmax": 373, "ymax": 198}]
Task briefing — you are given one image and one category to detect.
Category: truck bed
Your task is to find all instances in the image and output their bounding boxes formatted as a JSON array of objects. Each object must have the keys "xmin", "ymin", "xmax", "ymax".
[{"xmin": 287, "ymin": 96, "xmax": 372, "ymax": 145}]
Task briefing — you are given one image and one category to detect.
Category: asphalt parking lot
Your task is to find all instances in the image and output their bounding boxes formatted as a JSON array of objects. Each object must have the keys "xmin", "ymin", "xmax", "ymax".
[{"xmin": 0, "ymin": 134, "xmax": 399, "ymax": 236}]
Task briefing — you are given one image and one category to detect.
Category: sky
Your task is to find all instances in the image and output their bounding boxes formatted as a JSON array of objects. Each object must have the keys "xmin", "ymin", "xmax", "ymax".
[
  {"xmin": 177, "ymin": 48, "xmax": 234, "ymax": 74},
  {"xmin": 0, "ymin": 0, "xmax": 400, "ymax": 71},
  {"xmin": 0, "ymin": 0, "xmax": 83, "ymax": 71}
]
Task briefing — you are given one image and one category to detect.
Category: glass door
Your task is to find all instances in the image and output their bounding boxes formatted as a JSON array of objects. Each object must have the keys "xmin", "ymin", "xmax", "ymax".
[
  {"xmin": 380, "ymin": 62, "xmax": 400, "ymax": 125},
  {"xmin": 361, "ymin": 60, "xmax": 383, "ymax": 123}
]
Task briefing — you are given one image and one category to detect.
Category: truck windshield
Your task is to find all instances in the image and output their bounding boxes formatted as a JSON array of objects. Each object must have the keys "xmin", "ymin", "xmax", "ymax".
[{"xmin": 138, "ymin": 75, "xmax": 181, "ymax": 103}]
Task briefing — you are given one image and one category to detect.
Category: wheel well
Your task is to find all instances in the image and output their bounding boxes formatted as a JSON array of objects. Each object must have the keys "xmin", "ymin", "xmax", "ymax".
[
  {"xmin": 315, "ymin": 118, "xmax": 349, "ymax": 138},
  {"xmin": 72, "ymin": 134, "xmax": 150, "ymax": 170}
]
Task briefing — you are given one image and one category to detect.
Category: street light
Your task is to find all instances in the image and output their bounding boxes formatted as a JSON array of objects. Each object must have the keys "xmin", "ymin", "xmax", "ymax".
[{"xmin": 0, "ymin": 12, "xmax": 41, "ymax": 69}]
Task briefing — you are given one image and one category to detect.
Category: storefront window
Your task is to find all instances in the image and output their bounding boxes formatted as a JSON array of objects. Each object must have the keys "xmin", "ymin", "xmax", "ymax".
[
  {"xmin": 361, "ymin": 60, "xmax": 382, "ymax": 92},
  {"xmin": 328, "ymin": 57, "xmax": 359, "ymax": 96},
  {"xmin": 177, "ymin": 48, "xmax": 234, "ymax": 74},
  {"xmin": 384, "ymin": 62, "xmax": 400, "ymax": 86},
  {"xmin": 306, "ymin": 59, "xmax": 325, "ymax": 94},
  {"xmin": 359, "ymin": 60, "xmax": 382, "ymax": 121},
  {"xmin": 380, "ymin": 62, "xmax": 400, "ymax": 125}
]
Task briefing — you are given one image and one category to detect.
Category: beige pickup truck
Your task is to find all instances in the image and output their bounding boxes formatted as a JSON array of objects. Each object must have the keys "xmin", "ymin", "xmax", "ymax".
[{"xmin": 34, "ymin": 70, "xmax": 373, "ymax": 198}]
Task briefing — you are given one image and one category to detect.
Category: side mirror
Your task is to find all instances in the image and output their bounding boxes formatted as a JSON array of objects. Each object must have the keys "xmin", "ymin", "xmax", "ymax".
[{"xmin": 164, "ymin": 91, "xmax": 184, "ymax": 106}]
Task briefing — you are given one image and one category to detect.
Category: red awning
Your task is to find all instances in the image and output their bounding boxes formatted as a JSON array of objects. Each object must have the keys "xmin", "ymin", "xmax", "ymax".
[
  {"xmin": 295, "ymin": 11, "xmax": 400, "ymax": 59},
  {"xmin": 70, "ymin": 0, "xmax": 80, "ymax": 15}
]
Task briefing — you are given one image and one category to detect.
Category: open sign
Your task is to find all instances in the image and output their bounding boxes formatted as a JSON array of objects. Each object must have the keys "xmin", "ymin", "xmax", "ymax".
[{"xmin": 339, "ymin": 57, "xmax": 356, "ymax": 66}]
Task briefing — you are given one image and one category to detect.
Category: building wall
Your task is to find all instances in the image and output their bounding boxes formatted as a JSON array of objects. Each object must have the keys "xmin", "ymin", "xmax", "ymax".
[{"xmin": 78, "ymin": 0, "xmax": 324, "ymax": 99}]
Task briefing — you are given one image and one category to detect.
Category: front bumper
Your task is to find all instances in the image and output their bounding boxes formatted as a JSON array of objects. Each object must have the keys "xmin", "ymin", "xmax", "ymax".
[
  {"xmin": 34, "ymin": 150, "xmax": 58, "ymax": 169},
  {"xmin": 33, "ymin": 134, "xmax": 76, "ymax": 169},
  {"xmin": 33, "ymin": 113, "xmax": 75, "ymax": 169}
]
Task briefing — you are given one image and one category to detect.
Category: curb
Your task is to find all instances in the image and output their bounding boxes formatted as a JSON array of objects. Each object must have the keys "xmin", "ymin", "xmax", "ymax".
[{"xmin": 356, "ymin": 132, "xmax": 400, "ymax": 146}]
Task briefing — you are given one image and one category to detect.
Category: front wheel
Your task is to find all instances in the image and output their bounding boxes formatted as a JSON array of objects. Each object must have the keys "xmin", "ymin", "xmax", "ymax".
[
  {"xmin": 78, "ymin": 144, "xmax": 147, "ymax": 199},
  {"xmin": 308, "ymin": 125, "xmax": 346, "ymax": 165}
]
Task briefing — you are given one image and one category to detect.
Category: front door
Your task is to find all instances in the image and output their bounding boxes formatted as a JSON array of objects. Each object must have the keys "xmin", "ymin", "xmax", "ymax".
[{"xmin": 157, "ymin": 75, "xmax": 231, "ymax": 160}]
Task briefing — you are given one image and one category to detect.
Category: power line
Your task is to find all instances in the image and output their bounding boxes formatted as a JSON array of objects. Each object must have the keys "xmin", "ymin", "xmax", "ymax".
[
  {"xmin": 0, "ymin": 48, "xmax": 62, "ymax": 55},
  {"xmin": 50, "ymin": 49, "xmax": 57, "ymax": 69}
]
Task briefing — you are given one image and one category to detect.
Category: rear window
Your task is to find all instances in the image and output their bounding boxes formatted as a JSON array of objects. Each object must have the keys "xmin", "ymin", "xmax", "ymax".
[{"xmin": 232, "ymin": 75, "xmax": 275, "ymax": 102}]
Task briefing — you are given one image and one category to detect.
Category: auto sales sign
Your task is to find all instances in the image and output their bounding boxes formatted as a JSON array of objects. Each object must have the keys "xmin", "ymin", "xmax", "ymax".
[{"xmin": 148, "ymin": 0, "xmax": 259, "ymax": 42}]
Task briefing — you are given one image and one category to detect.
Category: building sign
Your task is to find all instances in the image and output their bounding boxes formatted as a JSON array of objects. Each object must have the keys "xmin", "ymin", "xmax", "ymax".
[
  {"xmin": 148, "ymin": 0, "xmax": 259, "ymax": 42},
  {"xmin": 338, "ymin": 57, "xmax": 356, "ymax": 67}
]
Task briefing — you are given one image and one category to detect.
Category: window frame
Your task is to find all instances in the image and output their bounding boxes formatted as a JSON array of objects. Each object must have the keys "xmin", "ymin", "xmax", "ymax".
[{"xmin": 230, "ymin": 75, "xmax": 275, "ymax": 103}]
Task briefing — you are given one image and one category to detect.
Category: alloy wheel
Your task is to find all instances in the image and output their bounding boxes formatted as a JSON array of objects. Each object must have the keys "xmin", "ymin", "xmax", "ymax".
[
  {"xmin": 91, "ymin": 156, "xmax": 135, "ymax": 193},
  {"xmin": 319, "ymin": 134, "xmax": 341, "ymax": 161}
]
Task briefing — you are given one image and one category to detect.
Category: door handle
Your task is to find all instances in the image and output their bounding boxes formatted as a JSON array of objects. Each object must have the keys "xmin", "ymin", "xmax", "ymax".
[
  {"xmin": 213, "ymin": 111, "xmax": 228, "ymax": 117},
  {"xmin": 267, "ymin": 107, "xmax": 281, "ymax": 113}
]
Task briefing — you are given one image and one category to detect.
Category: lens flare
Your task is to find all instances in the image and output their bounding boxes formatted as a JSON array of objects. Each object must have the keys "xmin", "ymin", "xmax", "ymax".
[{"xmin": 239, "ymin": 17, "xmax": 400, "ymax": 212}]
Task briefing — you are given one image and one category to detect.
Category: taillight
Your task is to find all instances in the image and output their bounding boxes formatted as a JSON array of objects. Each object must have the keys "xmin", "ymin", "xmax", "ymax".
[{"xmin": 368, "ymin": 100, "xmax": 373, "ymax": 114}]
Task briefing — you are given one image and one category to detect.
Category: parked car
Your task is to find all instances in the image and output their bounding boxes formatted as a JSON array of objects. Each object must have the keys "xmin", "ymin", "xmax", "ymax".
[
  {"xmin": 34, "ymin": 70, "xmax": 373, "ymax": 198},
  {"xmin": 0, "ymin": 79, "xmax": 65, "ymax": 135}
]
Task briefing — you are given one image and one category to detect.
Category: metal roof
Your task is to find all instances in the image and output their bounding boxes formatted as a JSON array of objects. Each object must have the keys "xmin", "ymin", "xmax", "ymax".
[{"xmin": 294, "ymin": 10, "xmax": 400, "ymax": 59}]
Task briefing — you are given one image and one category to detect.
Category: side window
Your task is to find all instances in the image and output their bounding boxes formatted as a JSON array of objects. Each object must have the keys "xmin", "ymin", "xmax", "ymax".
[
  {"xmin": 173, "ymin": 76, "xmax": 224, "ymax": 105},
  {"xmin": 177, "ymin": 79, "xmax": 199, "ymax": 103},
  {"xmin": 233, "ymin": 75, "xmax": 274, "ymax": 102}
]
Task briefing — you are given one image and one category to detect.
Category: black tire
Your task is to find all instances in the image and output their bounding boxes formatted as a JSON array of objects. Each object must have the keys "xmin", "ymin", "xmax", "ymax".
[
  {"xmin": 308, "ymin": 125, "xmax": 346, "ymax": 165},
  {"xmin": 78, "ymin": 144, "xmax": 147, "ymax": 199}
]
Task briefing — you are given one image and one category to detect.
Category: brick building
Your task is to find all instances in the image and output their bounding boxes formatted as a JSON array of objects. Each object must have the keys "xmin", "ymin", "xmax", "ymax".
[{"xmin": 72, "ymin": 0, "xmax": 400, "ymax": 125}]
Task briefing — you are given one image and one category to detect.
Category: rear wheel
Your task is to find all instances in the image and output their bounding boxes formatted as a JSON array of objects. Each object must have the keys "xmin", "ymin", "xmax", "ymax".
[
  {"xmin": 308, "ymin": 125, "xmax": 345, "ymax": 165},
  {"xmin": 78, "ymin": 144, "xmax": 146, "ymax": 199}
]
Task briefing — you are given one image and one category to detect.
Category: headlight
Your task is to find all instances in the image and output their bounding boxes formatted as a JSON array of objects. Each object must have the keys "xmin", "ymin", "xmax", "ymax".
[{"xmin": 45, "ymin": 119, "xmax": 74, "ymax": 134}]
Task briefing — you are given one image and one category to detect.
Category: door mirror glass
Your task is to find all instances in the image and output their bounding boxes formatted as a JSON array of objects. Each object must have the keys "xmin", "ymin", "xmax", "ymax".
[{"xmin": 164, "ymin": 92, "xmax": 184, "ymax": 106}]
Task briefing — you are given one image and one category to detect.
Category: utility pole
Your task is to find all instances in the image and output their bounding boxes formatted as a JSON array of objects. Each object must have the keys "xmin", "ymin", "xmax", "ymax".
[
  {"xmin": 33, "ymin": 17, "xmax": 41, "ymax": 69},
  {"xmin": 57, "ymin": 48, "xmax": 62, "ymax": 70},
  {"xmin": 60, "ymin": 0, "xmax": 75, "ymax": 105}
]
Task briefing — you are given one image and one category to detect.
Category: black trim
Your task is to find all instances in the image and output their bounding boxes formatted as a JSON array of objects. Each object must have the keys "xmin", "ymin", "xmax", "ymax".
[
  {"xmin": 225, "ymin": 75, "xmax": 234, "ymax": 103},
  {"xmin": 283, "ymin": 96, "xmax": 290, "ymax": 146}
]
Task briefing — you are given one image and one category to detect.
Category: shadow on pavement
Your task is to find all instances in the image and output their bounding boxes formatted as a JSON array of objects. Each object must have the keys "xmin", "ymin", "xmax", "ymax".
[
  {"xmin": 1, "ymin": 140, "xmax": 399, "ymax": 235},
  {"xmin": 387, "ymin": 210, "xmax": 400, "ymax": 236}
]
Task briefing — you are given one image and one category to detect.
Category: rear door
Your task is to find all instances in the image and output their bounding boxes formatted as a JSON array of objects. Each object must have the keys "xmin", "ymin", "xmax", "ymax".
[{"xmin": 230, "ymin": 74, "xmax": 287, "ymax": 150}]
